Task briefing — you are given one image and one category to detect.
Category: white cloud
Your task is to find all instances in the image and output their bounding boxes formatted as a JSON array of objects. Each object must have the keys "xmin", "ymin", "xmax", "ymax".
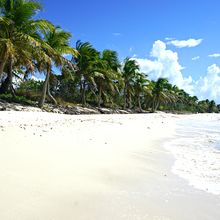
[
  {"xmin": 192, "ymin": 56, "xmax": 200, "ymax": 61},
  {"xmin": 167, "ymin": 38, "xmax": 203, "ymax": 48},
  {"xmin": 134, "ymin": 40, "xmax": 194, "ymax": 94},
  {"xmin": 195, "ymin": 64, "xmax": 220, "ymax": 102},
  {"xmin": 112, "ymin": 32, "xmax": 121, "ymax": 36},
  {"xmin": 208, "ymin": 53, "xmax": 220, "ymax": 58}
]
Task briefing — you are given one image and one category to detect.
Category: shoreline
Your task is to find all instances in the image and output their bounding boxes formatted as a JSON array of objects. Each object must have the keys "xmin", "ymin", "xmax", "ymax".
[
  {"xmin": 164, "ymin": 114, "xmax": 220, "ymax": 196},
  {"xmin": 0, "ymin": 112, "xmax": 220, "ymax": 219}
]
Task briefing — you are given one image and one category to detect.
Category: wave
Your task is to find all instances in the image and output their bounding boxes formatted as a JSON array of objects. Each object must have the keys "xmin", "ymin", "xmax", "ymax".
[{"xmin": 164, "ymin": 118, "xmax": 220, "ymax": 195}]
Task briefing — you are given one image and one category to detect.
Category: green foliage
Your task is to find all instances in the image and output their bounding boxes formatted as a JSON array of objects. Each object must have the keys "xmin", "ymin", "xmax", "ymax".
[
  {"xmin": 0, "ymin": 93, "xmax": 34, "ymax": 105},
  {"xmin": 56, "ymin": 77, "xmax": 80, "ymax": 102},
  {"xmin": 17, "ymin": 79, "xmax": 43, "ymax": 98}
]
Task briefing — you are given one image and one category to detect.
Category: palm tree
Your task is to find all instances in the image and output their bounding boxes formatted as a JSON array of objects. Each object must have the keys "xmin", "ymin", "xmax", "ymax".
[
  {"xmin": 198, "ymin": 100, "xmax": 209, "ymax": 113},
  {"xmin": 95, "ymin": 50, "xmax": 122, "ymax": 107},
  {"xmin": 38, "ymin": 26, "xmax": 78, "ymax": 108},
  {"xmin": 101, "ymin": 50, "xmax": 121, "ymax": 72},
  {"xmin": 208, "ymin": 100, "xmax": 216, "ymax": 113},
  {"xmin": 151, "ymin": 78, "xmax": 177, "ymax": 112},
  {"xmin": 73, "ymin": 40, "xmax": 100, "ymax": 105},
  {"xmin": 122, "ymin": 58, "xmax": 139, "ymax": 109},
  {"xmin": 0, "ymin": 0, "xmax": 51, "ymax": 94},
  {"xmin": 133, "ymin": 72, "xmax": 149, "ymax": 111}
]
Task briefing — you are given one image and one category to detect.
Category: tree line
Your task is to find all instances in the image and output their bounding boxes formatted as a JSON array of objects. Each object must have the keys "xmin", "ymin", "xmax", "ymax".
[{"xmin": 0, "ymin": 0, "xmax": 219, "ymax": 113}]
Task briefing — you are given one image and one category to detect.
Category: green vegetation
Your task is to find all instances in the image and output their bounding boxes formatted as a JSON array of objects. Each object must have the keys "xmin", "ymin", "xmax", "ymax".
[
  {"xmin": 0, "ymin": 0, "xmax": 219, "ymax": 113},
  {"xmin": 0, "ymin": 93, "xmax": 34, "ymax": 105}
]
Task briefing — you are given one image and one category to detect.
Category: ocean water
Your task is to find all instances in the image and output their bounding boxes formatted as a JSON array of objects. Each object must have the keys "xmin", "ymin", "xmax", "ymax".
[{"xmin": 164, "ymin": 116, "xmax": 220, "ymax": 195}]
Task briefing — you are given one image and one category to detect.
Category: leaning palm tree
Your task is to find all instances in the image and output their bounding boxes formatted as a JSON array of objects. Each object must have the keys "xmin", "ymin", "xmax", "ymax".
[
  {"xmin": 73, "ymin": 40, "xmax": 100, "ymax": 105},
  {"xmin": 101, "ymin": 50, "xmax": 121, "ymax": 72},
  {"xmin": 133, "ymin": 72, "xmax": 149, "ymax": 111},
  {"xmin": 95, "ymin": 50, "xmax": 122, "ymax": 107},
  {"xmin": 0, "ymin": 0, "xmax": 52, "ymax": 94},
  {"xmin": 38, "ymin": 26, "xmax": 78, "ymax": 108},
  {"xmin": 122, "ymin": 58, "xmax": 140, "ymax": 109},
  {"xmin": 151, "ymin": 78, "xmax": 177, "ymax": 112}
]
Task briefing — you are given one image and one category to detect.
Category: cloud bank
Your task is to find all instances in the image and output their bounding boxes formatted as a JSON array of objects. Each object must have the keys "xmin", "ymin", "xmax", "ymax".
[
  {"xmin": 196, "ymin": 64, "xmax": 220, "ymax": 101},
  {"xmin": 134, "ymin": 40, "xmax": 194, "ymax": 94},
  {"xmin": 134, "ymin": 40, "xmax": 220, "ymax": 103}
]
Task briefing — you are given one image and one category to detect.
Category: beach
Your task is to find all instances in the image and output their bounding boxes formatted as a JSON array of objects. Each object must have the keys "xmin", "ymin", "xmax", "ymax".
[{"xmin": 0, "ymin": 112, "xmax": 220, "ymax": 220}]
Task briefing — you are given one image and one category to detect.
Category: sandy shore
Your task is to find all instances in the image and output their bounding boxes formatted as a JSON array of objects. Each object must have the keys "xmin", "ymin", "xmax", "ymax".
[{"xmin": 0, "ymin": 112, "xmax": 220, "ymax": 220}]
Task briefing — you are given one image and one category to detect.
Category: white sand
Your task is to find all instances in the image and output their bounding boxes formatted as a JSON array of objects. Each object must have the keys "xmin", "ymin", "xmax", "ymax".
[{"xmin": 0, "ymin": 112, "xmax": 220, "ymax": 220}]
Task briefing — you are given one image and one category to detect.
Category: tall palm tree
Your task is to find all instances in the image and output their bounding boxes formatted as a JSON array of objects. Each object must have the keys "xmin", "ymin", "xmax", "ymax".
[
  {"xmin": 38, "ymin": 26, "xmax": 78, "ymax": 108},
  {"xmin": 73, "ymin": 40, "xmax": 100, "ymax": 105},
  {"xmin": 0, "ymin": 0, "xmax": 51, "ymax": 94},
  {"xmin": 208, "ymin": 100, "xmax": 217, "ymax": 113},
  {"xmin": 95, "ymin": 50, "xmax": 122, "ymax": 107},
  {"xmin": 151, "ymin": 78, "xmax": 177, "ymax": 112},
  {"xmin": 198, "ymin": 99, "xmax": 209, "ymax": 113},
  {"xmin": 122, "ymin": 58, "xmax": 139, "ymax": 109},
  {"xmin": 133, "ymin": 72, "xmax": 149, "ymax": 111}
]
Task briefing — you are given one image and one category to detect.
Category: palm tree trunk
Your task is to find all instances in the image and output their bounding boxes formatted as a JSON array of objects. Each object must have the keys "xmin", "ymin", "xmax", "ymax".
[
  {"xmin": 81, "ymin": 80, "xmax": 86, "ymax": 106},
  {"xmin": 79, "ymin": 80, "xmax": 83, "ymax": 95},
  {"xmin": 0, "ymin": 59, "xmax": 6, "ymax": 76},
  {"xmin": 39, "ymin": 68, "xmax": 50, "ymax": 108},
  {"xmin": 123, "ymin": 96, "xmax": 127, "ymax": 109},
  {"xmin": 151, "ymin": 97, "xmax": 156, "ymax": 113},
  {"xmin": 0, "ymin": 54, "xmax": 9, "ymax": 93},
  {"xmin": 155, "ymin": 101, "xmax": 160, "ymax": 111},
  {"xmin": 138, "ymin": 94, "xmax": 142, "ymax": 112},
  {"xmin": 152, "ymin": 99, "xmax": 160, "ymax": 112},
  {"xmin": 0, "ymin": 70, "xmax": 16, "ymax": 97},
  {"xmin": 0, "ymin": 76, "xmax": 9, "ymax": 94},
  {"xmin": 98, "ymin": 86, "xmax": 102, "ymax": 107},
  {"xmin": 8, "ymin": 56, "xmax": 13, "ymax": 93},
  {"xmin": 128, "ymin": 93, "xmax": 132, "ymax": 109},
  {"xmin": 123, "ymin": 82, "xmax": 127, "ymax": 109},
  {"xmin": 47, "ymin": 81, "xmax": 57, "ymax": 105}
]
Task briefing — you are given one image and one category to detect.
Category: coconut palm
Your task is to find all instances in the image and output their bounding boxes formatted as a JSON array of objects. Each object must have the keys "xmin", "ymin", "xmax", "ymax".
[
  {"xmin": 122, "ymin": 58, "xmax": 140, "ymax": 109},
  {"xmin": 73, "ymin": 40, "xmax": 100, "ymax": 105},
  {"xmin": 151, "ymin": 78, "xmax": 177, "ymax": 112},
  {"xmin": 0, "ymin": 0, "xmax": 51, "ymax": 94},
  {"xmin": 133, "ymin": 72, "xmax": 149, "ymax": 111},
  {"xmin": 95, "ymin": 50, "xmax": 122, "ymax": 107},
  {"xmin": 38, "ymin": 26, "xmax": 78, "ymax": 108}
]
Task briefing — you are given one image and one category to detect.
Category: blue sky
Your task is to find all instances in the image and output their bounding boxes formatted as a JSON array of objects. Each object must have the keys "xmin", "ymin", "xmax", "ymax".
[{"xmin": 39, "ymin": 0, "xmax": 220, "ymax": 102}]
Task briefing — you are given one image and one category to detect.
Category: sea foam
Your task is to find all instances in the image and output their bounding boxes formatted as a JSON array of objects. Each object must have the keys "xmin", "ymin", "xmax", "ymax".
[{"xmin": 165, "ymin": 117, "xmax": 220, "ymax": 195}]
